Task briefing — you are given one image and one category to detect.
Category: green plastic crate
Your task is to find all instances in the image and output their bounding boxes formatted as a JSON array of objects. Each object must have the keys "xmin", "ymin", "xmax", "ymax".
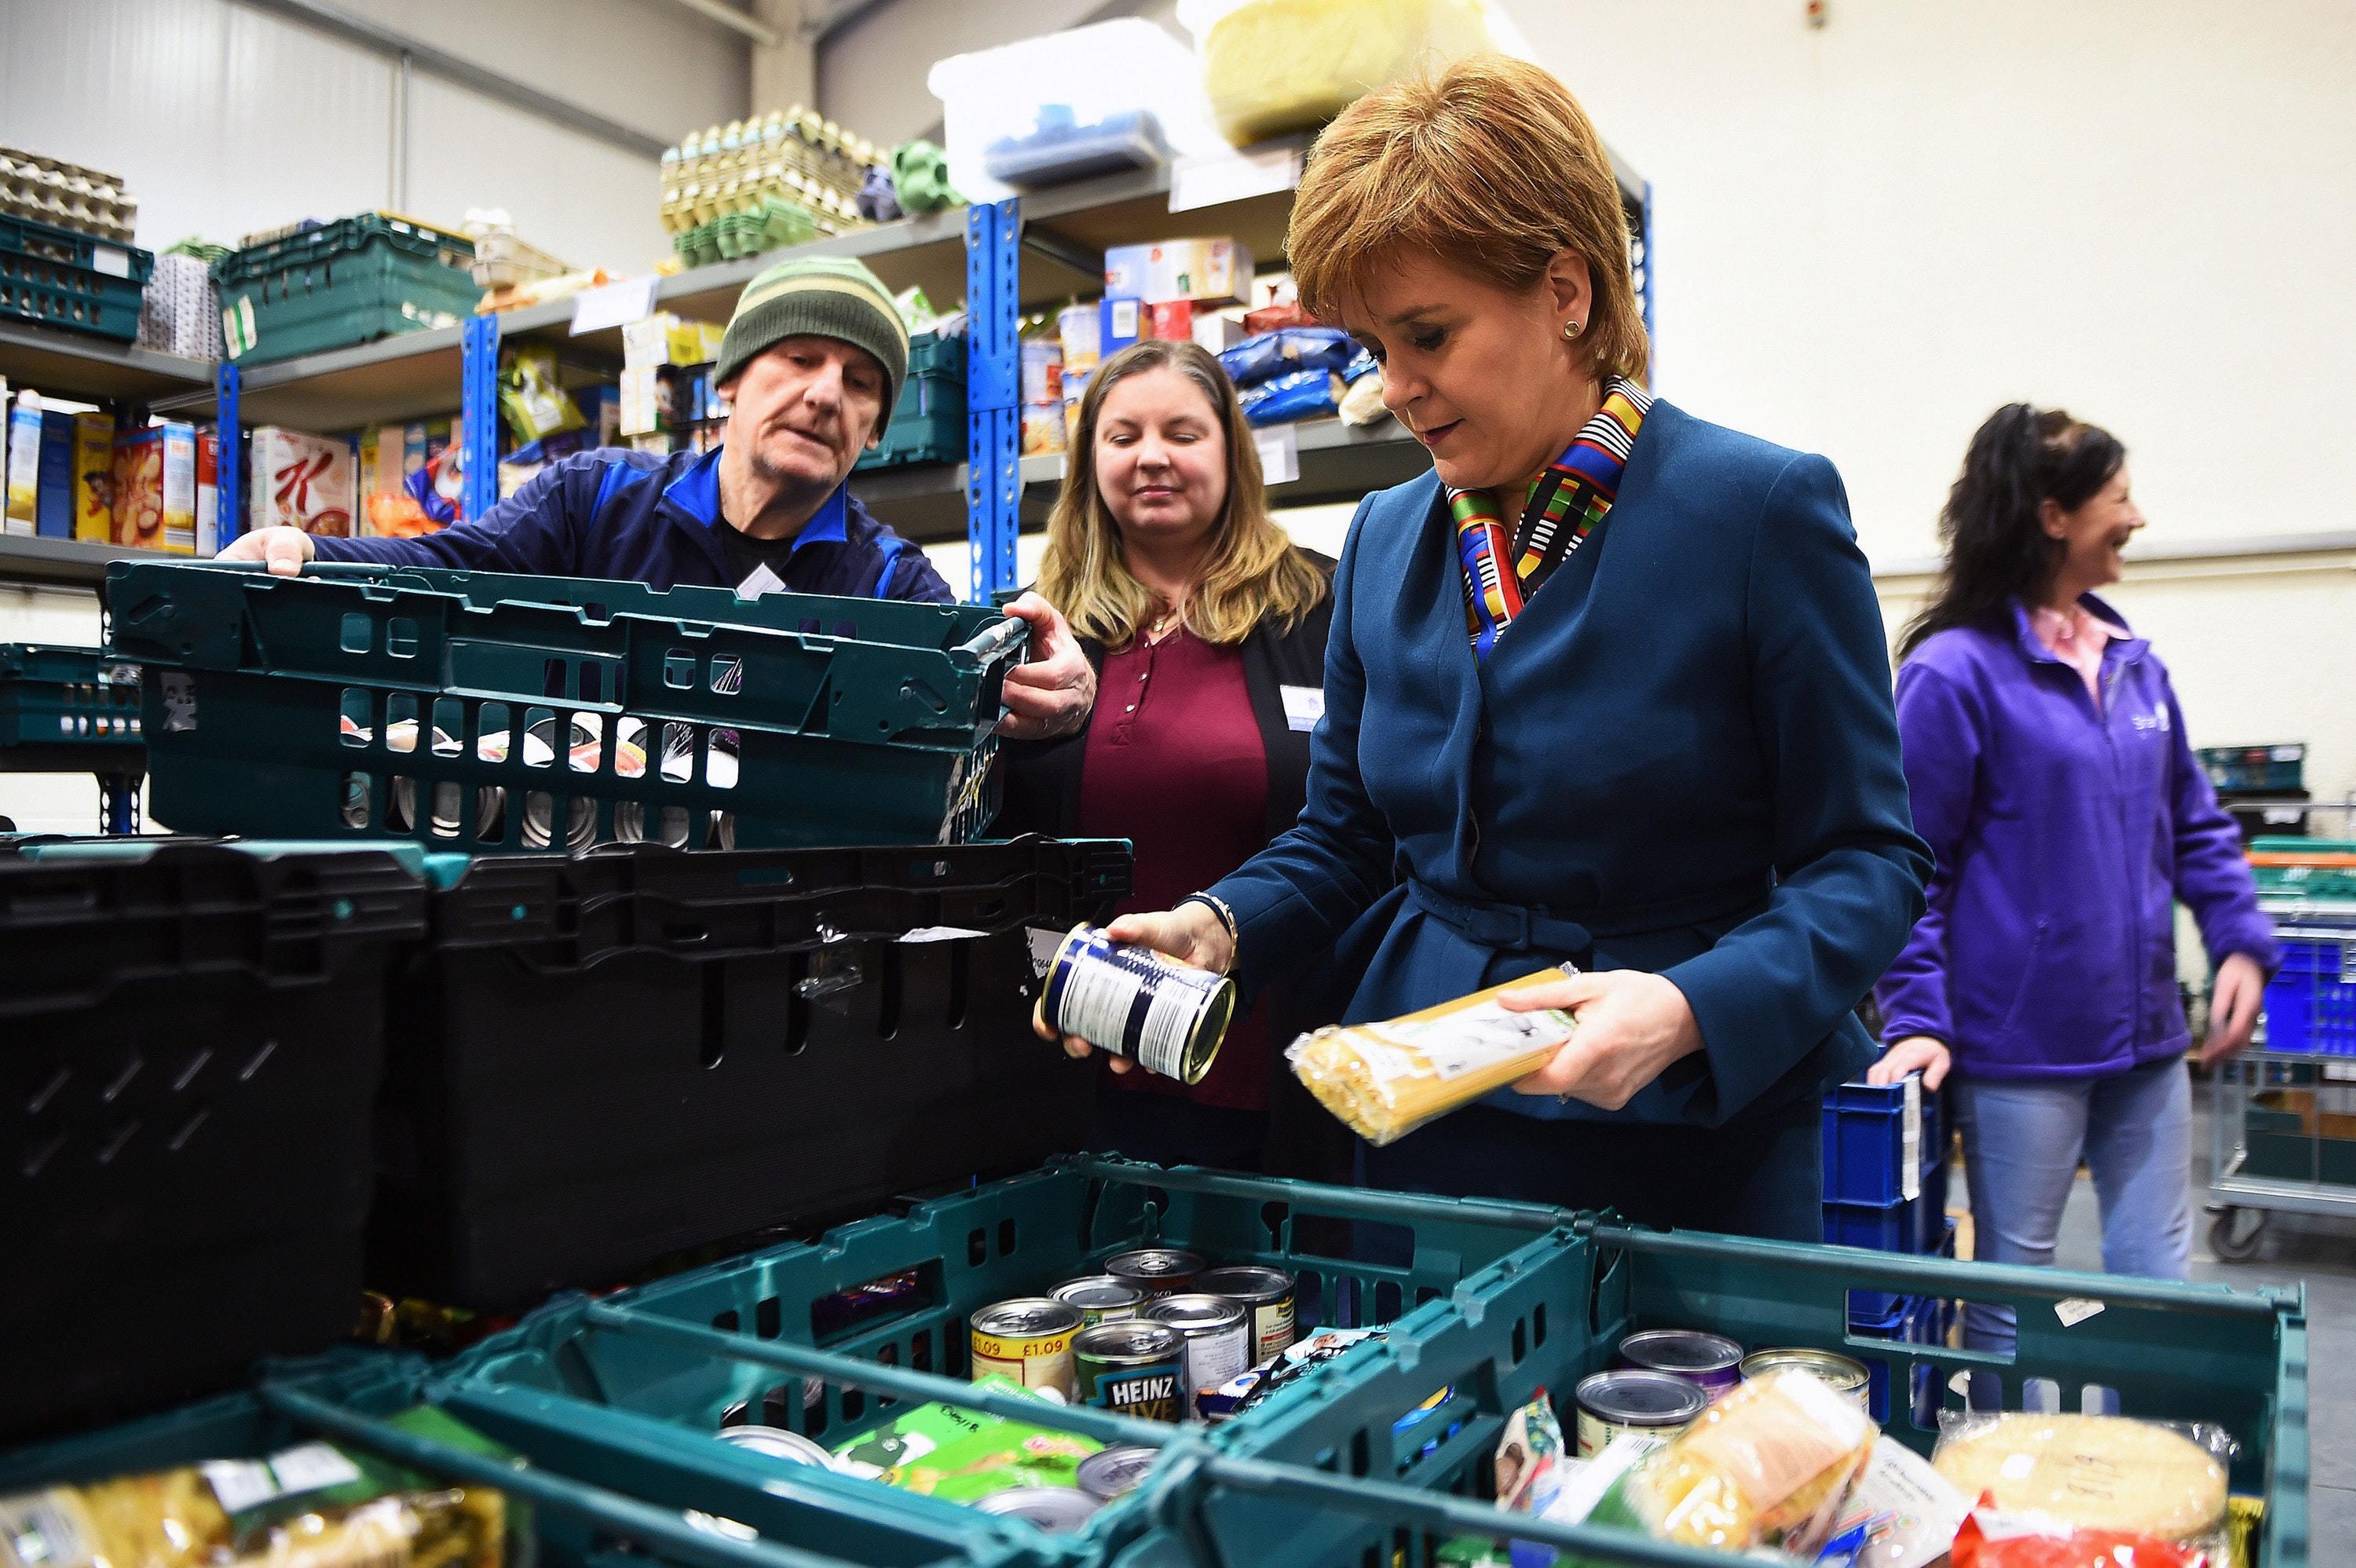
[
  {"xmin": 856, "ymin": 331, "xmax": 966, "ymax": 472},
  {"xmin": 0, "ymin": 1351, "xmax": 1048, "ymax": 1568},
  {"xmin": 432, "ymin": 1157, "xmax": 1581, "ymax": 1566},
  {"xmin": 2250, "ymin": 837, "xmax": 2356, "ymax": 905},
  {"xmin": 104, "ymin": 560, "xmax": 1024, "ymax": 851},
  {"xmin": 0, "ymin": 643, "xmax": 143, "ymax": 773},
  {"xmin": 0, "ymin": 213, "xmax": 152, "ymax": 342},
  {"xmin": 214, "ymin": 214, "xmax": 479, "ymax": 365}
]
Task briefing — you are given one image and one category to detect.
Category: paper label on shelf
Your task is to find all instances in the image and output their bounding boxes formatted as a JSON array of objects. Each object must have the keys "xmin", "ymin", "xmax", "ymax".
[
  {"xmin": 571, "ymin": 276, "xmax": 660, "ymax": 336},
  {"xmin": 91, "ymin": 246, "xmax": 131, "ymax": 279},
  {"xmin": 1902, "ymin": 1073, "xmax": 1923, "ymax": 1201},
  {"xmin": 1253, "ymin": 423, "xmax": 1299, "ymax": 485},
  {"xmin": 2054, "ymin": 1298, "xmax": 2105, "ymax": 1328},
  {"xmin": 1170, "ymin": 143, "xmax": 1306, "ymax": 214}
]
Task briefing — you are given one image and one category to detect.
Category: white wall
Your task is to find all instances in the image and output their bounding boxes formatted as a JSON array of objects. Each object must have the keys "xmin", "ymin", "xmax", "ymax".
[{"xmin": 0, "ymin": 0, "xmax": 749, "ymax": 272}]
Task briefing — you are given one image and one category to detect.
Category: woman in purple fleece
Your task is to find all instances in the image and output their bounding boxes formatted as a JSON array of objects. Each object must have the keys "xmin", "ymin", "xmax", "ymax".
[{"xmin": 1871, "ymin": 404, "xmax": 2276, "ymax": 1361}]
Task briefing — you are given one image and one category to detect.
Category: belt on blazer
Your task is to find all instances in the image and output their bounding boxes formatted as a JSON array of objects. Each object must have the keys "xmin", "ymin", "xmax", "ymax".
[{"xmin": 1407, "ymin": 875, "xmax": 1770, "ymax": 959}]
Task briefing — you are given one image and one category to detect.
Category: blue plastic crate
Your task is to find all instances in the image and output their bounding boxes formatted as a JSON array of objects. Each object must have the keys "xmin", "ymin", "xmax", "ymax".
[
  {"xmin": 1831, "ymin": 1169, "xmax": 1952, "ymax": 1328},
  {"xmin": 1857, "ymin": 1290, "xmax": 1952, "ymax": 1425},
  {"xmin": 1821, "ymin": 1073, "xmax": 1944, "ymax": 1205},
  {"xmin": 2262, "ymin": 935, "xmax": 2356, "ymax": 1055}
]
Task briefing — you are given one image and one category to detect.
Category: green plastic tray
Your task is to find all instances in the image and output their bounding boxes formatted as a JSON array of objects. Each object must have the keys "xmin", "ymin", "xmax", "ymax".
[
  {"xmin": 104, "ymin": 560, "xmax": 1024, "ymax": 851},
  {"xmin": 856, "ymin": 332, "xmax": 965, "ymax": 473},
  {"xmin": 0, "ymin": 213, "xmax": 152, "ymax": 342},
  {"xmin": 0, "ymin": 642, "xmax": 144, "ymax": 774},
  {"xmin": 216, "ymin": 215, "xmax": 479, "ymax": 365}
]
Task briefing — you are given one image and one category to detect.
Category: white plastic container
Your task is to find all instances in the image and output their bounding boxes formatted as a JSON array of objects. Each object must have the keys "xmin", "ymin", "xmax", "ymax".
[{"xmin": 927, "ymin": 20, "xmax": 1229, "ymax": 204}]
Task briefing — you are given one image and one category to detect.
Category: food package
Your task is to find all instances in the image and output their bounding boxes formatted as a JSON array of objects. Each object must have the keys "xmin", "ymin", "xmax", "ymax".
[
  {"xmin": 1494, "ymin": 1391, "xmax": 1568, "ymax": 1515},
  {"xmin": 71, "ymin": 411, "xmax": 115, "ymax": 542},
  {"xmin": 1057, "ymin": 303, "xmax": 1103, "ymax": 372},
  {"xmin": 1219, "ymin": 327, "xmax": 1357, "ymax": 388},
  {"xmin": 1931, "ymin": 1413, "xmax": 2231, "ymax": 1550},
  {"xmin": 1815, "ymin": 1435, "xmax": 1973, "ymax": 1568},
  {"xmin": 1197, "ymin": 1329, "xmax": 1385, "ymax": 1421},
  {"xmin": 1238, "ymin": 367, "xmax": 1342, "ymax": 426},
  {"xmin": 498, "ymin": 345, "xmax": 584, "ymax": 445},
  {"xmin": 1146, "ymin": 300, "xmax": 1194, "ymax": 343},
  {"xmin": 1287, "ymin": 969, "xmax": 1577, "ymax": 1145},
  {"xmin": 1103, "ymin": 237, "xmax": 1253, "ymax": 305},
  {"xmin": 1176, "ymin": 0, "xmax": 1525, "ymax": 147},
  {"xmin": 250, "ymin": 426, "xmax": 354, "ymax": 537},
  {"xmin": 1022, "ymin": 402, "xmax": 1067, "ymax": 457},
  {"xmin": 1339, "ymin": 367, "xmax": 1389, "ymax": 427},
  {"xmin": 0, "ymin": 1411, "xmax": 508, "ymax": 1568},
  {"xmin": 831, "ymin": 1375, "xmax": 1101, "ymax": 1501},
  {"xmin": 1569, "ymin": 1370, "xmax": 1877, "ymax": 1560},
  {"xmin": 194, "ymin": 431, "xmax": 219, "ymax": 557},
  {"xmin": 112, "ymin": 424, "xmax": 197, "ymax": 553},
  {"xmin": 1191, "ymin": 309, "xmax": 1248, "ymax": 353},
  {"xmin": 1021, "ymin": 337, "xmax": 1063, "ymax": 404},
  {"xmin": 4, "ymin": 393, "xmax": 41, "ymax": 536},
  {"xmin": 1950, "ymin": 1506, "xmax": 2216, "ymax": 1568}
]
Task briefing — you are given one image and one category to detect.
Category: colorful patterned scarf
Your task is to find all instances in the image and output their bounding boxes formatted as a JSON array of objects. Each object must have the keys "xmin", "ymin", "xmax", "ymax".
[{"xmin": 1449, "ymin": 377, "xmax": 1652, "ymax": 659}]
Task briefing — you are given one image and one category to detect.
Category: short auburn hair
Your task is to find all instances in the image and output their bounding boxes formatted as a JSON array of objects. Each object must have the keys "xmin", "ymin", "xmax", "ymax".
[{"xmin": 1287, "ymin": 54, "xmax": 1648, "ymax": 383}]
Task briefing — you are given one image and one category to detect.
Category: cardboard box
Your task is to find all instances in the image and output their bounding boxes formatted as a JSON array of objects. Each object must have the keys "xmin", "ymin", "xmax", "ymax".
[
  {"xmin": 72, "ymin": 412, "xmax": 115, "ymax": 542},
  {"xmin": 112, "ymin": 424, "xmax": 198, "ymax": 554},
  {"xmin": 1100, "ymin": 297, "xmax": 1143, "ymax": 359},
  {"xmin": 35, "ymin": 408, "xmax": 72, "ymax": 538},
  {"xmin": 5, "ymin": 396, "xmax": 40, "ymax": 536},
  {"xmin": 195, "ymin": 431, "xmax": 220, "ymax": 557},
  {"xmin": 1104, "ymin": 237, "xmax": 1253, "ymax": 305},
  {"xmin": 250, "ymin": 425, "xmax": 355, "ymax": 537},
  {"xmin": 1192, "ymin": 308, "xmax": 1249, "ymax": 353},
  {"xmin": 1145, "ymin": 299, "xmax": 1194, "ymax": 344}
]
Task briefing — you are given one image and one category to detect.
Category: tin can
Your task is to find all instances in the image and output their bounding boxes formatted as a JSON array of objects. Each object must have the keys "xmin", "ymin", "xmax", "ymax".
[
  {"xmin": 1140, "ymin": 1294, "xmax": 1250, "ymax": 1418},
  {"xmin": 1103, "ymin": 1248, "xmax": 1205, "ymax": 1300},
  {"xmin": 1194, "ymin": 1266, "xmax": 1297, "ymax": 1363},
  {"xmin": 972, "ymin": 1487, "xmax": 1099, "ymax": 1532},
  {"xmin": 1739, "ymin": 1349, "xmax": 1871, "ymax": 1410},
  {"xmin": 970, "ymin": 1298, "xmax": 1081, "ymax": 1398},
  {"xmin": 1572, "ymin": 1370, "xmax": 1708, "ymax": 1457},
  {"xmin": 715, "ymin": 1425, "xmax": 836, "ymax": 1467},
  {"xmin": 1077, "ymin": 1445, "xmax": 1160, "ymax": 1502},
  {"xmin": 1041, "ymin": 924, "xmax": 1233, "ymax": 1084},
  {"xmin": 1618, "ymin": 1329, "xmax": 1744, "ymax": 1399},
  {"xmin": 1052, "ymin": 1275, "xmax": 1147, "ymax": 1327},
  {"xmin": 1073, "ymin": 1321, "xmax": 1186, "ymax": 1423}
]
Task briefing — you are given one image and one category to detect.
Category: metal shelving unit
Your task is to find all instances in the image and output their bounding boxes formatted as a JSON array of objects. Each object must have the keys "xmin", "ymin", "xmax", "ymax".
[{"xmin": 0, "ymin": 148, "xmax": 1652, "ymax": 597}]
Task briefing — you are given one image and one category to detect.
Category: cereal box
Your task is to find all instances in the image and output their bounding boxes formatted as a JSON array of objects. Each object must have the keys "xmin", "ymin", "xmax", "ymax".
[
  {"xmin": 112, "ymin": 423, "xmax": 198, "ymax": 554},
  {"xmin": 72, "ymin": 412, "xmax": 115, "ymax": 542},
  {"xmin": 250, "ymin": 425, "xmax": 354, "ymax": 537}
]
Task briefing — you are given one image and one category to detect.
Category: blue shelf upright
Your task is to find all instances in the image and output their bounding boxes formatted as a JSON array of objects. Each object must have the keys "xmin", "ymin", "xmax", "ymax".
[
  {"xmin": 964, "ymin": 199, "xmax": 1022, "ymax": 605},
  {"xmin": 214, "ymin": 359, "xmax": 241, "ymax": 541},
  {"xmin": 460, "ymin": 312, "xmax": 501, "ymax": 524}
]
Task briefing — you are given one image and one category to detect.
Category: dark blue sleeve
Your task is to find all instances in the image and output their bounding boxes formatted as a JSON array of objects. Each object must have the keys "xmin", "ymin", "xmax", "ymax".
[
  {"xmin": 887, "ymin": 544, "xmax": 957, "ymax": 604},
  {"xmin": 1661, "ymin": 453, "xmax": 1933, "ymax": 1120},
  {"xmin": 309, "ymin": 455, "xmax": 595, "ymax": 572}
]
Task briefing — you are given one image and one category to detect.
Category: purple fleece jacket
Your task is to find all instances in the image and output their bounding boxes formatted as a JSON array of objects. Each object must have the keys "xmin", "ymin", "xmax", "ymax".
[{"xmin": 1874, "ymin": 595, "xmax": 2278, "ymax": 1079}]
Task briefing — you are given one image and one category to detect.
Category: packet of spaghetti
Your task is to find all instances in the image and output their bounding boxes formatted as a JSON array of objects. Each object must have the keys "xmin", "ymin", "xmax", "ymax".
[{"xmin": 1285, "ymin": 968, "xmax": 1577, "ymax": 1146}]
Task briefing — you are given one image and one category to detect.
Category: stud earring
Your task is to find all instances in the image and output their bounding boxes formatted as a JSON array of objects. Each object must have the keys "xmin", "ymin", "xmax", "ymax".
[{"xmin": 1562, "ymin": 319, "xmax": 1584, "ymax": 338}]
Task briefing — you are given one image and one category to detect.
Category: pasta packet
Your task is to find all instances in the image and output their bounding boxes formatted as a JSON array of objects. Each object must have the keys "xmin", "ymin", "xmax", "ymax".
[
  {"xmin": 1930, "ymin": 1413, "xmax": 2233, "ymax": 1559},
  {"xmin": 1286, "ymin": 969, "xmax": 1578, "ymax": 1145}
]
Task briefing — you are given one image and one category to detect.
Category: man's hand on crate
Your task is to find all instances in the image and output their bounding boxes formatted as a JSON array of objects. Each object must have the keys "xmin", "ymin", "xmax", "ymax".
[
  {"xmin": 2197, "ymin": 952, "xmax": 2266, "ymax": 1065},
  {"xmin": 1868, "ymin": 1035, "xmax": 1951, "ymax": 1090},
  {"xmin": 996, "ymin": 593, "xmax": 1096, "ymax": 741},
  {"xmin": 216, "ymin": 525, "xmax": 316, "ymax": 576}
]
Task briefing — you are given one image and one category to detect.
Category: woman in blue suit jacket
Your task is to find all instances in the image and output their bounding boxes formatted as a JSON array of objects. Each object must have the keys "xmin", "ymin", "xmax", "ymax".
[{"xmin": 1055, "ymin": 57, "xmax": 1930, "ymax": 1240}]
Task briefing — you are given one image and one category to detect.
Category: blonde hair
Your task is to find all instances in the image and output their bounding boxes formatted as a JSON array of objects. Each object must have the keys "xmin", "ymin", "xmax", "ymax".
[
  {"xmin": 1039, "ymin": 339, "xmax": 1326, "ymax": 649},
  {"xmin": 1286, "ymin": 54, "xmax": 1648, "ymax": 383}
]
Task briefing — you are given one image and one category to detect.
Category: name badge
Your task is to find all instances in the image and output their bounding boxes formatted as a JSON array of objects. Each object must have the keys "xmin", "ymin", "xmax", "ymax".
[
  {"xmin": 1281, "ymin": 684, "xmax": 1325, "ymax": 732},
  {"xmin": 736, "ymin": 563, "xmax": 788, "ymax": 598}
]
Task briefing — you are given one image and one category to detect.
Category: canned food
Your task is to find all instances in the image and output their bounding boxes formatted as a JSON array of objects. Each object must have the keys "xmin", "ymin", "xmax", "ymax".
[
  {"xmin": 1140, "ymin": 1294, "xmax": 1250, "ymax": 1418},
  {"xmin": 1073, "ymin": 1321, "xmax": 1186, "ymax": 1422},
  {"xmin": 1077, "ymin": 1445, "xmax": 1159, "ymax": 1502},
  {"xmin": 971, "ymin": 1487, "xmax": 1099, "ymax": 1532},
  {"xmin": 1052, "ymin": 1275, "xmax": 1147, "ymax": 1326},
  {"xmin": 1618, "ymin": 1329, "xmax": 1744, "ymax": 1398},
  {"xmin": 1194, "ymin": 1266, "xmax": 1297, "ymax": 1364},
  {"xmin": 1739, "ymin": 1349, "xmax": 1871, "ymax": 1409},
  {"xmin": 1103, "ymin": 1248, "xmax": 1205, "ymax": 1300},
  {"xmin": 1041, "ymin": 924, "xmax": 1232, "ymax": 1084},
  {"xmin": 970, "ymin": 1298, "xmax": 1082, "ymax": 1398},
  {"xmin": 714, "ymin": 1425, "xmax": 836, "ymax": 1467},
  {"xmin": 1572, "ymin": 1370, "xmax": 1707, "ymax": 1457}
]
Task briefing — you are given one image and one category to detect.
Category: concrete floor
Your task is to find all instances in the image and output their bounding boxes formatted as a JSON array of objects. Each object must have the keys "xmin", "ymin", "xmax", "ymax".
[{"xmin": 2000, "ymin": 1077, "xmax": 2353, "ymax": 1560}]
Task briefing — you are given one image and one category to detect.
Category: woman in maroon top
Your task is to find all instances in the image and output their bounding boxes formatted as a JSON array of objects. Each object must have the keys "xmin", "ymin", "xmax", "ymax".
[{"xmin": 998, "ymin": 339, "xmax": 1343, "ymax": 1175}]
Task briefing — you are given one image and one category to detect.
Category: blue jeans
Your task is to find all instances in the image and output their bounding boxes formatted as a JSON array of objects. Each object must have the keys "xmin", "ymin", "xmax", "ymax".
[{"xmin": 1950, "ymin": 1057, "xmax": 2193, "ymax": 1405}]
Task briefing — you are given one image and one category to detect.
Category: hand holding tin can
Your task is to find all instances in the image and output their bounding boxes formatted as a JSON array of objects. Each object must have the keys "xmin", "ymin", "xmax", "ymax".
[
  {"xmin": 1036, "ymin": 923, "xmax": 1235, "ymax": 1085},
  {"xmin": 1033, "ymin": 908, "xmax": 1235, "ymax": 1075}
]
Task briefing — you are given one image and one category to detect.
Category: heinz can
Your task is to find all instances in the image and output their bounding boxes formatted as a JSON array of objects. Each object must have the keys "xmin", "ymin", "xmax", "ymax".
[
  {"xmin": 1572, "ymin": 1371, "xmax": 1707, "ymax": 1457},
  {"xmin": 972, "ymin": 1487, "xmax": 1099, "ymax": 1532},
  {"xmin": 1052, "ymin": 1275, "xmax": 1147, "ymax": 1327},
  {"xmin": 969, "ymin": 1298, "xmax": 1081, "ymax": 1398},
  {"xmin": 1074, "ymin": 1321, "xmax": 1186, "ymax": 1422},
  {"xmin": 1103, "ymin": 1248, "xmax": 1205, "ymax": 1300},
  {"xmin": 1140, "ymin": 1294, "xmax": 1249, "ymax": 1418},
  {"xmin": 1041, "ymin": 924, "xmax": 1233, "ymax": 1084},
  {"xmin": 1077, "ymin": 1445, "xmax": 1159, "ymax": 1503},
  {"xmin": 1618, "ymin": 1329, "xmax": 1744, "ymax": 1399},
  {"xmin": 1740, "ymin": 1349, "xmax": 1871, "ymax": 1410},
  {"xmin": 1194, "ymin": 1266, "xmax": 1297, "ymax": 1363}
]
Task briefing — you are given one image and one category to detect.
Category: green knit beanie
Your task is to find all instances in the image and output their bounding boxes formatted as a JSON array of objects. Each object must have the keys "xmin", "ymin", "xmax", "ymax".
[{"xmin": 716, "ymin": 254, "xmax": 909, "ymax": 418}]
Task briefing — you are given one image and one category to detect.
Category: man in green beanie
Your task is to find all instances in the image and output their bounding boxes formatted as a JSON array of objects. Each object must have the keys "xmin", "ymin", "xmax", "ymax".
[{"xmin": 225, "ymin": 254, "xmax": 1094, "ymax": 740}]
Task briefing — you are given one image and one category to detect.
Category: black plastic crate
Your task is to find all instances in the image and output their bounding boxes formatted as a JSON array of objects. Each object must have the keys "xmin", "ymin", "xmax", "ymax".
[
  {"xmin": 368, "ymin": 835, "xmax": 1131, "ymax": 1310},
  {"xmin": 0, "ymin": 837, "xmax": 427, "ymax": 1443}
]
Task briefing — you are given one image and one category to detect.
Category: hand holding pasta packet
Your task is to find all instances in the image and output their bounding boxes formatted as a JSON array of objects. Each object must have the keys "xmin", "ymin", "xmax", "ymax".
[{"xmin": 1285, "ymin": 969, "xmax": 1580, "ymax": 1145}]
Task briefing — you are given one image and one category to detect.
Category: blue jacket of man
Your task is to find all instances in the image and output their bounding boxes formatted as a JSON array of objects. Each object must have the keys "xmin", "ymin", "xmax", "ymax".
[
  {"xmin": 1209, "ymin": 399, "xmax": 1932, "ymax": 1129},
  {"xmin": 1875, "ymin": 599, "xmax": 2278, "ymax": 1079},
  {"xmin": 310, "ymin": 444, "xmax": 953, "ymax": 602}
]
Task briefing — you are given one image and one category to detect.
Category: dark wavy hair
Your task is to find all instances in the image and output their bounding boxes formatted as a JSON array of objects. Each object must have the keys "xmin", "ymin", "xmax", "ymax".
[{"xmin": 1898, "ymin": 404, "xmax": 2126, "ymax": 660}]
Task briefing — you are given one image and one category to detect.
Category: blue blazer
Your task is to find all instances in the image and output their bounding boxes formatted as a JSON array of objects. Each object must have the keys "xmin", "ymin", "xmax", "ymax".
[{"xmin": 1209, "ymin": 399, "xmax": 1930, "ymax": 1128}]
